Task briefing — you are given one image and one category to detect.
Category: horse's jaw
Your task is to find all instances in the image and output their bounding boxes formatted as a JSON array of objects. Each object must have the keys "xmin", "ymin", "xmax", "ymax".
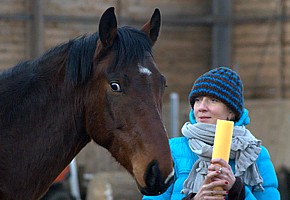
[{"xmin": 94, "ymin": 133, "xmax": 174, "ymax": 196}]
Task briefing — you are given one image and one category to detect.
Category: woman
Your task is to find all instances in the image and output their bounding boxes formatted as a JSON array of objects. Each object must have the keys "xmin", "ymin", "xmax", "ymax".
[{"xmin": 143, "ymin": 67, "xmax": 280, "ymax": 200}]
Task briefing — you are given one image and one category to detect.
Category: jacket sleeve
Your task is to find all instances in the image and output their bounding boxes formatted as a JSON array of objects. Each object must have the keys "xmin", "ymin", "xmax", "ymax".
[
  {"xmin": 245, "ymin": 146, "xmax": 280, "ymax": 200},
  {"xmin": 228, "ymin": 177, "xmax": 245, "ymax": 200},
  {"xmin": 182, "ymin": 193, "xmax": 195, "ymax": 200}
]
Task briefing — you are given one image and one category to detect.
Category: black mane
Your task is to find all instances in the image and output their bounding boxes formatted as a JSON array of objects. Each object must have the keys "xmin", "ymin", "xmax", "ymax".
[
  {"xmin": 0, "ymin": 26, "xmax": 152, "ymax": 100},
  {"xmin": 66, "ymin": 33, "xmax": 98, "ymax": 86}
]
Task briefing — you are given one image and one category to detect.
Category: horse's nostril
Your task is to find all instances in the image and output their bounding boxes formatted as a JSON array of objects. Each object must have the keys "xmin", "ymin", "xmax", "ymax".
[
  {"xmin": 145, "ymin": 161, "xmax": 159, "ymax": 188},
  {"xmin": 139, "ymin": 160, "xmax": 174, "ymax": 196},
  {"xmin": 141, "ymin": 160, "xmax": 172, "ymax": 195}
]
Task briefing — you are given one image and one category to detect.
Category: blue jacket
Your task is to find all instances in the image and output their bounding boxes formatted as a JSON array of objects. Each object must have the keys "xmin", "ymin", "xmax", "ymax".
[{"xmin": 143, "ymin": 137, "xmax": 280, "ymax": 200}]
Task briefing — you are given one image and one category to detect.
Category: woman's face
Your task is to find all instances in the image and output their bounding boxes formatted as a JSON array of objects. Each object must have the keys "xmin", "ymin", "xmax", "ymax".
[{"xmin": 193, "ymin": 96, "xmax": 235, "ymax": 124}]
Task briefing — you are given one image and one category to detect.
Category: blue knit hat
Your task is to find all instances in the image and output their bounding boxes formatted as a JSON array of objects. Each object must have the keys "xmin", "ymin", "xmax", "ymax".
[{"xmin": 189, "ymin": 66, "xmax": 244, "ymax": 121}]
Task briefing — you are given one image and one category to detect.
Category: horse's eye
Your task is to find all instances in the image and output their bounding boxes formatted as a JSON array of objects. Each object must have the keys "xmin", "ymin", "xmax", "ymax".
[{"xmin": 110, "ymin": 82, "xmax": 122, "ymax": 92}]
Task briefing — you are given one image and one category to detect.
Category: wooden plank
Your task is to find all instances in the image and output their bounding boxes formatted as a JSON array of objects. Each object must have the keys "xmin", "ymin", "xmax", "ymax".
[
  {"xmin": 155, "ymin": 26, "xmax": 211, "ymax": 101},
  {"xmin": 234, "ymin": 0, "xmax": 278, "ymax": 16},
  {"xmin": 0, "ymin": 21, "xmax": 27, "ymax": 70},
  {"xmin": 233, "ymin": 23, "xmax": 279, "ymax": 46},
  {"xmin": 44, "ymin": 0, "xmax": 117, "ymax": 17},
  {"xmin": 245, "ymin": 99, "xmax": 290, "ymax": 169},
  {"xmin": 120, "ymin": 0, "xmax": 211, "ymax": 21},
  {"xmin": 281, "ymin": 21, "xmax": 290, "ymax": 42},
  {"xmin": 44, "ymin": 22, "xmax": 97, "ymax": 49},
  {"xmin": 0, "ymin": 0, "xmax": 27, "ymax": 14}
]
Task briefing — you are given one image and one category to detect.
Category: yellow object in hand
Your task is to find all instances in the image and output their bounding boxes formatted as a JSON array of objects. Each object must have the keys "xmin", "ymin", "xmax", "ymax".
[
  {"xmin": 212, "ymin": 119, "xmax": 234, "ymax": 195},
  {"xmin": 212, "ymin": 119, "xmax": 234, "ymax": 162}
]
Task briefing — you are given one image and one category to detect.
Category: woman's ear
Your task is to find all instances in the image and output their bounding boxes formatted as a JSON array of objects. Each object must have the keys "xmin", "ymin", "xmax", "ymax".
[{"xmin": 227, "ymin": 111, "xmax": 236, "ymax": 121}]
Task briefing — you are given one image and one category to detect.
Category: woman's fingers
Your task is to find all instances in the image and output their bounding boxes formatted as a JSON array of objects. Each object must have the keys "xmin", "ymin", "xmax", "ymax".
[
  {"xmin": 207, "ymin": 159, "xmax": 236, "ymax": 191},
  {"xmin": 195, "ymin": 181, "xmax": 227, "ymax": 199},
  {"xmin": 194, "ymin": 172, "xmax": 229, "ymax": 200},
  {"xmin": 206, "ymin": 175, "xmax": 229, "ymax": 189},
  {"xmin": 211, "ymin": 158, "xmax": 230, "ymax": 169}
]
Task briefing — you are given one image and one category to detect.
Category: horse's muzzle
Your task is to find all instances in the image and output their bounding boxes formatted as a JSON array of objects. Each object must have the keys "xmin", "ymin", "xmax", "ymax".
[{"xmin": 139, "ymin": 160, "xmax": 174, "ymax": 196}]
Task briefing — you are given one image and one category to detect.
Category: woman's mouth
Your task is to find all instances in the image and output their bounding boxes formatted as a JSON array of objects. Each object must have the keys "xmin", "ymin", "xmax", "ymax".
[{"xmin": 198, "ymin": 116, "xmax": 211, "ymax": 122}]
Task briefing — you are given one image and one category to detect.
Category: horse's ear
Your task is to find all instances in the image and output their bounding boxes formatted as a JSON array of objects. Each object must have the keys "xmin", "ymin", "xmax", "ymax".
[
  {"xmin": 98, "ymin": 7, "xmax": 117, "ymax": 48},
  {"xmin": 141, "ymin": 8, "xmax": 161, "ymax": 45}
]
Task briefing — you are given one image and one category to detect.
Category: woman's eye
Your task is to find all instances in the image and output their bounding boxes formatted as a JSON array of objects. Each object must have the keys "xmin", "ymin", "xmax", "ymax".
[
  {"xmin": 211, "ymin": 98, "xmax": 219, "ymax": 102},
  {"xmin": 195, "ymin": 98, "xmax": 200, "ymax": 102},
  {"xmin": 110, "ymin": 82, "xmax": 122, "ymax": 92}
]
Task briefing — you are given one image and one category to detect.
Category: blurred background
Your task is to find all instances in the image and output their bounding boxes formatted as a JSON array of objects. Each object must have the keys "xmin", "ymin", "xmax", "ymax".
[{"xmin": 1, "ymin": 0, "xmax": 290, "ymax": 199}]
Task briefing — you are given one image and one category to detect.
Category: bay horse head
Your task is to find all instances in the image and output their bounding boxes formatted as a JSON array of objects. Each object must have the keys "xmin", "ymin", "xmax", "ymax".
[
  {"xmin": 85, "ymin": 7, "xmax": 174, "ymax": 195},
  {"xmin": 0, "ymin": 7, "xmax": 174, "ymax": 199}
]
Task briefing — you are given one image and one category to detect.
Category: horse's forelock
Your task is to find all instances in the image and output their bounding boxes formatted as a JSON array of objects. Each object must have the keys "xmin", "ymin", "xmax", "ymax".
[
  {"xmin": 108, "ymin": 27, "xmax": 153, "ymax": 72},
  {"xmin": 63, "ymin": 27, "xmax": 153, "ymax": 85}
]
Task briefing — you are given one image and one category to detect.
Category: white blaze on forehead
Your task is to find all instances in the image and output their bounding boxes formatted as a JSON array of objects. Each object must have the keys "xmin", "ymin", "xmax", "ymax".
[{"xmin": 138, "ymin": 63, "xmax": 152, "ymax": 76}]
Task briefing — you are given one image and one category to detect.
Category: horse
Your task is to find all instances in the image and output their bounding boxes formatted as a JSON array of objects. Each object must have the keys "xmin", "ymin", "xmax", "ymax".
[{"xmin": 0, "ymin": 7, "xmax": 174, "ymax": 200}]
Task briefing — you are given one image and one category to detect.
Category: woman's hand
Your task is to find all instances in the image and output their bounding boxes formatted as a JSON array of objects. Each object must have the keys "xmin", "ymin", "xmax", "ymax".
[
  {"xmin": 190, "ymin": 159, "xmax": 237, "ymax": 199},
  {"xmin": 208, "ymin": 158, "xmax": 236, "ymax": 191},
  {"xmin": 192, "ymin": 169, "xmax": 229, "ymax": 200}
]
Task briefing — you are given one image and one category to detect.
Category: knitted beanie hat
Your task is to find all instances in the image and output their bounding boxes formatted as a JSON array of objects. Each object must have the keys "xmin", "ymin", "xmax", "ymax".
[{"xmin": 189, "ymin": 66, "xmax": 244, "ymax": 121}]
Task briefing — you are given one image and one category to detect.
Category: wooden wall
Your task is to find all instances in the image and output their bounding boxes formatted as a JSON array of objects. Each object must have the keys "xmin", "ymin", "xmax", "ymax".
[
  {"xmin": 233, "ymin": 0, "xmax": 290, "ymax": 98},
  {"xmin": 3, "ymin": 3, "xmax": 290, "ymax": 198},
  {"xmin": 0, "ymin": 0, "xmax": 211, "ymax": 103},
  {"xmin": 2, "ymin": 0, "xmax": 290, "ymax": 101},
  {"xmin": 0, "ymin": 0, "xmax": 28, "ymax": 69}
]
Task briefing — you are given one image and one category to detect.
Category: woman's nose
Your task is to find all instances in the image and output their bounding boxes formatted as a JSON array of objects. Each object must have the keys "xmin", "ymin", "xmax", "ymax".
[{"xmin": 197, "ymin": 99, "xmax": 207, "ymax": 111}]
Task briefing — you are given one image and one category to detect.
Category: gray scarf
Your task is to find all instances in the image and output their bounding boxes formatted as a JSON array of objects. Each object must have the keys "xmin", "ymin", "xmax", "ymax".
[{"xmin": 181, "ymin": 122, "xmax": 264, "ymax": 195}]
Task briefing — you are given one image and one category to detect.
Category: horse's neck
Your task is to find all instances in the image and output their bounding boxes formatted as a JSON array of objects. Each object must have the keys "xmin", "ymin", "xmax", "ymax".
[
  {"xmin": 0, "ymin": 102, "xmax": 91, "ymax": 199},
  {"xmin": 0, "ymin": 64, "xmax": 91, "ymax": 198},
  {"xmin": 15, "ymin": 92, "xmax": 90, "ymax": 165}
]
